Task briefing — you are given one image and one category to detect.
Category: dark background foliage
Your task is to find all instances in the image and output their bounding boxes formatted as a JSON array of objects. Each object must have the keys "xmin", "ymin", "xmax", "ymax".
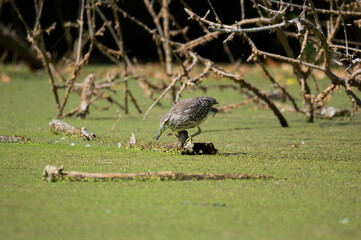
[
  {"xmin": 1, "ymin": 0, "xmax": 360, "ymax": 64},
  {"xmin": 0, "ymin": 0, "xmax": 291, "ymax": 63}
]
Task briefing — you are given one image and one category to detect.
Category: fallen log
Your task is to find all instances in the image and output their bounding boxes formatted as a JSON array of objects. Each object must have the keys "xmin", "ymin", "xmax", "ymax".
[
  {"xmin": 49, "ymin": 119, "xmax": 95, "ymax": 140},
  {"xmin": 42, "ymin": 165, "xmax": 275, "ymax": 182}
]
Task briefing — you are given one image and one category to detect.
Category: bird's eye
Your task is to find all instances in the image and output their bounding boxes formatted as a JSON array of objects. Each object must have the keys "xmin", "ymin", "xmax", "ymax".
[{"xmin": 164, "ymin": 120, "xmax": 169, "ymax": 125}]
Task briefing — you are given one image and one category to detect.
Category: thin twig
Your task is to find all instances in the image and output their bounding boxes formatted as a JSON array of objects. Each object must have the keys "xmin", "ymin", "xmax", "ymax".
[
  {"xmin": 266, "ymin": 0, "xmax": 361, "ymax": 17},
  {"xmin": 314, "ymin": 84, "xmax": 336, "ymax": 103},
  {"xmin": 10, "ymin": 0, "xmax": 61, "ymax": 109},
  {"xmin": 110, "ymin": 113, "xmax": 122, "ymax": 132},
  {"xmin": 143, "ymin": 52, "xmax": 198, "ymax": 120},
  {"xmin": 76, "ymin": 0, "xmax": 85, "ymax": 64}
]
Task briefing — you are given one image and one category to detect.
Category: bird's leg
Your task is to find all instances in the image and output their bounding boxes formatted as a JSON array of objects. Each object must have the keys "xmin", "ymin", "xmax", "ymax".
[
  {"xmin": 191, "ymin": 126, "xmax": 202, "ymax": 138},
  {"xmin": 183, "ymin": 126, "xmax": 202, "ymax": 147},
  {"xmin": 175, "ymin": 131, "xmax": 188, "ymax": 148}
]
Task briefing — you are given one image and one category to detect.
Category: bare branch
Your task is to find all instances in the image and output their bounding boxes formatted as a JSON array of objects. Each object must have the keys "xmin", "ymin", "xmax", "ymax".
[
  {"xmin": 266, "ymin": 0, "xmax": 361, "ymax": 17},
  {"xmin": 143, "ymin": 52, "xmax": 198, "ymax": 120}
]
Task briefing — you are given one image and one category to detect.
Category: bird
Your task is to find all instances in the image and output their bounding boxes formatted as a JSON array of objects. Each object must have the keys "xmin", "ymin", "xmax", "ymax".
[{"xmin": 155, "ymin": 96, "xmax": 218, "ymax": 144}]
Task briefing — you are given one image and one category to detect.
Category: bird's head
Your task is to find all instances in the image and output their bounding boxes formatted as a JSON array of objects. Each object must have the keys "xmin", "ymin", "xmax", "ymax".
[{"xmin": 155, "ymin": 116, "xmax": 170, "ymax": 140}]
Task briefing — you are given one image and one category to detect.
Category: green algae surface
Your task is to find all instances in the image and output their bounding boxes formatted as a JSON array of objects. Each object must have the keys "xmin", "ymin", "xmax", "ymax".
[{"xmin": 1, "ymin": 65, "xmax": 361, "ymax": 240}]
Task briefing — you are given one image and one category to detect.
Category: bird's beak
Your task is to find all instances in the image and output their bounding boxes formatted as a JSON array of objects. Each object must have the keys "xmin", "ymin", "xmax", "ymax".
[{"xmin": 155, "ymin": 125, "xmax": 165, "ymax": 140}]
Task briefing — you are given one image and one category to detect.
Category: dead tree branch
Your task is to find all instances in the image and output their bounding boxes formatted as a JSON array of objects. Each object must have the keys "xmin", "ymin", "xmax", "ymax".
[
  {"xmin": 11, "ymin": 0, "xmax": 361, "ymax": 125},
  {"xmin": 185, "ymin": 1, "xmax": 361, "ymax": 122}
]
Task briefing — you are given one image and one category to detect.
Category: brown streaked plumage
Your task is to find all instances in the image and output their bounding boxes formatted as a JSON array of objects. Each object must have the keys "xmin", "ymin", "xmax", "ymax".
[{"xmin": 155, "ymin": 96, "xmax": 218, "ymax": 140}]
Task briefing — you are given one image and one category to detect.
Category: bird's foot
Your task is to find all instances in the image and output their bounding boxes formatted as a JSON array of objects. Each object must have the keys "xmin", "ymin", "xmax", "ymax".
[
  {"xmin": 182, "ymin": 137, "xmax": 195, "ymax": 154},
  {"xmin": 183, "ymin": 137, "xmax": 193, "ymax": 148}
]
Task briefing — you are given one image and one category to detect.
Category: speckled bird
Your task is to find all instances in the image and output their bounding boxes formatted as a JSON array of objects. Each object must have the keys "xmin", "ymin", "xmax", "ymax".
[{"xmin": 155, "ymin": 96, "xmax": 218, "ymax": 141}]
